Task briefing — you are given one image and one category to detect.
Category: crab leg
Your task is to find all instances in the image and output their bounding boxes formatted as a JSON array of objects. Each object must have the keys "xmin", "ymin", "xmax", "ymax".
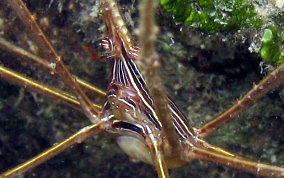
[
  {"xmin": 137, "ymin": 0, "xmax": 180, "ymax": 151},
  {"xmin": 8, "ymin": 0, "xmax": 100, "ymax": 123},
  {"xmin": 197, "ymin": 62, "xmax": 284, "ymax": 138},
  {"xmin": 151, "ymin": 140, "xmax": 170, "ymax": 178},
  {"xmin": 0, "ymin": 66, "xmax": 102, "ymax": 111},
  {"xmin": 0, "ymin": 122, "xmax": 107, "ymax": 178},
  {"xmin": 145, "ymin": 126, "xmax": 170, "ymax": 178},
  {"xmin": 186, "ymin": 145, "xmax": 284, "ymax": 177},
  {"xmin": 0, "ymin": 37, "xmax": 106, "ymax": 98}
]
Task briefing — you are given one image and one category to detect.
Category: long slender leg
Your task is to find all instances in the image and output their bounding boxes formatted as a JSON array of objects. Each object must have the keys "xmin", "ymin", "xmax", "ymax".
[
  {"xmin": 145, "ymin": 126, "xmax": 170, "ymax": 178},
  {"xmin": 0, "ymin": 66, "xmax": 102, "ymax": 111},
  {"xmin": 0, "ymin": 122, "xmax": 107, "ymax": 178},
  {"xmin": 184, "ymin": 146, "xmax": 284, "ymax": 177},
  {"xmin": 199, "ymin": 140, "xmax": 236, "ymax": 158},
  {"xmin": 191, "ymin": 138, "xmax": 282, "ymax": 177},
  {"xmin": 8, "ymin": 0, "xmax": 100, "ymax": 123},
  {"xmin": 135, "ymin": 0, "xmax": 180, "ymax": 152},
  {"xmin": 0, "ymin": 37, "xmax": 106, "ymax": 98},
  {"xmin": 151, "ymin": 142, "xmax": 170, "ymax": 178},
  {"xmin": 196, "ymin": 62, "xmax": 284, "ymax": 138}
]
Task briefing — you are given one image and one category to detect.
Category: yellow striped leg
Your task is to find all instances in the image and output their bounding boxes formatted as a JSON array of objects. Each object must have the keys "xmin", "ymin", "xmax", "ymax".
[
  {"xmin": 186, "ymin": 146, "xmax": 284, "ymax": 177},
  {"xmin": 0, "ymin": 66, "xmax": 102, "ymax": 111},
  {"xmin": 197, "ymin": 62, "xmax": 284, "ymax": 138},
  {"xmin": 0, "ymin": 37, "xmax": 106, "ymax": 98},
  {"xmin": 0, "ymin": 122, "xmax": 106, "ymax": 178}
]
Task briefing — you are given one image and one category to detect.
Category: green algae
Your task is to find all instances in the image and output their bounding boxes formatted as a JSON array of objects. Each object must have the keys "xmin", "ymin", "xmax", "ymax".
[
  {"xmin": 160, "ymin": 0, "xmax": 262, "ymax": 33},
  {"xmin": 260, "ymin": 27, "xmax": 284, "ymax": 65}
]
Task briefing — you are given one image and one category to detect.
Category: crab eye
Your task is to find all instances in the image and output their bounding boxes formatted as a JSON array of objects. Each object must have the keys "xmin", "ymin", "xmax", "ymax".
[{"xmin": 100, "ymin": 38, "xmax": 112, "ymax": 50}]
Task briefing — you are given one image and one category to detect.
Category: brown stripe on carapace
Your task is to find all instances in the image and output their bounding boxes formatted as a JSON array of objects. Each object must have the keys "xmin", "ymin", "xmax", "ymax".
[
  {"xmin": 140, "ymin": 104, "xmax": 162, "ymax": 129},
  {"xmin": 168, "ymin": 98, "xmax": 195, "ymax": 138},
  {"xmin": 121, "ymin": 47, "xmax": 153, "ymax": 105}
]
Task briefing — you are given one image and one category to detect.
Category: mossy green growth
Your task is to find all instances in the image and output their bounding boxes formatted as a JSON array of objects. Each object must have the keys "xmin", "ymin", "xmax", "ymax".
[
  {"xmin": 160, "ymin": 0, "xmax": 262, "ymax": 33},
  {"xmin": 260, "ymin": 27, "xmax": 284, "ymax": 65}
]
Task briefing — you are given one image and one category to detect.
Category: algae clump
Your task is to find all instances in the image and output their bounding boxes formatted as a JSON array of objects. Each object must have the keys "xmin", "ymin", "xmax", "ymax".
[
  {"xmin": 261, "ymin": 27, "xmax": 284, "ymax": 65},
  {"xmin": 160, "ymin": 0, "xmax": 262, "ymax": 33}
]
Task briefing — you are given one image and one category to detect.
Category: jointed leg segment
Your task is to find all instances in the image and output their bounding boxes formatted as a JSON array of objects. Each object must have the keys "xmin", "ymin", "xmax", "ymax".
[
  {"xmin": 187, "ymin": 146, "xmax": 284, "ymax": 177},
  {"xmin": 197, "ymin": 61, "xmax": 284, "ymax": 138},
  {"xmin": 8, "ymin": 0, "xmax": 101, "ymax": 123}
]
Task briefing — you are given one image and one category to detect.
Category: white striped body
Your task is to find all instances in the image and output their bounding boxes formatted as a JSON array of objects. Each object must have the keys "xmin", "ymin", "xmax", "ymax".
[
  {"xmin": 101, "ymin": 38, "xmax": 195, "ymax": 168},
  {"xmin": 100, "ymin": 1, "xmax": 195, "ymax": 168}
]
